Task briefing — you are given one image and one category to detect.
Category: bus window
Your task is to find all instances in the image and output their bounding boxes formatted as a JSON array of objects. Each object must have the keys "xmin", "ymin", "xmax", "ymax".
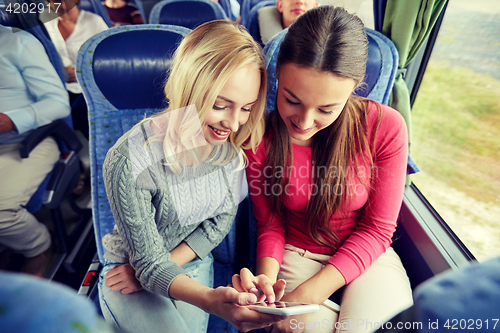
[{"xmin": 411, "ymin": 0, "xmax": 500, "ymax": 262}]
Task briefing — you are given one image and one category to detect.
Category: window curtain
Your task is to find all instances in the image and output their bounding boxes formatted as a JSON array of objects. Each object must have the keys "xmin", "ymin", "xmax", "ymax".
[{"xmin": 376, "ymin": 0, "xmax": 447, "ymax": 156}]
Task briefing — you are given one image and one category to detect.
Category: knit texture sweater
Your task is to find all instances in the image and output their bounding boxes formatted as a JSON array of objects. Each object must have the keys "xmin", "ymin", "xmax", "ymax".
[{"xmin": 102, "ymin": 121, "xmax": 244, "ymax": 298}]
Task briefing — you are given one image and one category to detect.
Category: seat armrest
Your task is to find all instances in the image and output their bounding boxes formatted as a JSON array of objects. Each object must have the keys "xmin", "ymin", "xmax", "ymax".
[{"xmin": 20, "ymin": 119, "xmax": 83, "ymax": 159}]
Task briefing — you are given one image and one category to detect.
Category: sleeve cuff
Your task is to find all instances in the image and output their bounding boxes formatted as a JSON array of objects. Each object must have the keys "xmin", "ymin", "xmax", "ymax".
[
  {"xmin": 148, "ymin": 264, "xmax": 187, "ymax": 299},
  {"xmin": 184, "ymin": 229, "xmax": 214, "ymax": 260},
  {"xmin": 4, "ymin": 107, "xmax": 36, "ymax": 134}
]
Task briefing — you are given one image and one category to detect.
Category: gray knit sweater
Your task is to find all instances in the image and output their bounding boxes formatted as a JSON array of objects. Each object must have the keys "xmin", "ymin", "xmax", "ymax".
[{"xmin": 102, "ymin": 121, "xmax": 244, "ymax": 298}]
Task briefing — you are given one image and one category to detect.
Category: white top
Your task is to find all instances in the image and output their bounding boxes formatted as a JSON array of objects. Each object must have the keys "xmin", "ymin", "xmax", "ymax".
[
  {"xmin": 0, "ymin": 25, "xmax": 70, "ymax": 143},
  {"xmin": 45, "ymin": 10, "xmax": 108, "ymax": 94}
]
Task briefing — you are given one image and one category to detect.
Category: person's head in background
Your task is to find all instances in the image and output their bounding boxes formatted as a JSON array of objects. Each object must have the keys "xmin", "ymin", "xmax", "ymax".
[{"xmin": 276, "ymin": 0, "xmax": 319, "ymax": 28}]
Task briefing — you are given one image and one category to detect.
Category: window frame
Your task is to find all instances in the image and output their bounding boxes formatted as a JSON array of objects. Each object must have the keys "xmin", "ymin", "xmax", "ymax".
[{"xmin": 398, "ymin": 0, "xmax": 477, "ymax": 281}]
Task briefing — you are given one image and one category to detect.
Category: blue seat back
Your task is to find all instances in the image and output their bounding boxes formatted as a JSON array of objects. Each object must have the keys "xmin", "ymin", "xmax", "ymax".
[
  {"xmin": 218, "ymin": 0, "xmax": 235, "ymax": 21},
  {"xmin": 76, "ymin": 24, "xmax": 239, "ymax": 332},
  {"xmin": 149, "ymin": 0, "xmax": 226, "ymax": 28},
  {"xmin": 264, "ymin": 27, "xmax": 399, "ymax": 111},
  {"xmin": 76, "ymin": 24, "xmax": 190, "ymax": 262},
  {"xmin": 240, "ymin": 0, "xmax": 264, "ymax": 26},
  {"xmin": 126, "ymin": 0, "xmax": 147, "ymax": 23},
  {"xmin": 243, "ymin": 0, "xmax": 274, "ymax": 46},
  {"xmin": 1, "ymin": 0, "xmax": 74, "ymax": 213},
  {"xmin": 78, "ymin": 0, "xmax": 113, "ymax": 27}
]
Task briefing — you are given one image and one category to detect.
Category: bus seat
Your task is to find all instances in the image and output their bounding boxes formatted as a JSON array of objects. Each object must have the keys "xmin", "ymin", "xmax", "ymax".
[
  {"xmin": 376, "ymin": 256, "xmax": 500, "ymax": 333},
  {"xmin": 0, "ymin": 1, "xmax": 90, "ymax": 266},
  {"xmin": 243, "ymin": 0, "xmax": 274, "ymax": 46},
  {"xmin": 0, "ymin": 271, "xmax": 101, "ymax": 333},
  {"xmin": 218, "ymin": 0, "xmax": 237, "ymax": 21},
  {"xmin": 140, "ymin": 0, "xmax": 160, "ymax": 24},
  {"xmin": 240, "ymin": 0, "xmax": 264, "ymax": 26},
  {"xmin": 263, "ymin": 28, "xmax": 420, "ymax": 175},
  {"xmin": 264, "ymin": 27, "xmax": 399, "ymax": 110},
  {"xmin": 78, "ymin": 0, "xmax": 113, "ymax": 27},
  {"xmin": 149, "ymin": 0, "xmax": 227, "ymax": 28},
  {"xmin": 125, "ymin": 0, "xmax": 147, "ymax": 23},
  {"xmin": 76, "ymin": 24, "xmax": 242, "ymax": 333}
]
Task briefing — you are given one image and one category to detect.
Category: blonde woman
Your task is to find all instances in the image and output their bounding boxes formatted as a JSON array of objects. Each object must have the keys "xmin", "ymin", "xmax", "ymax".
[{"xmin": 98, "ymin": 21, "xmax": 285, "ymax": 333}]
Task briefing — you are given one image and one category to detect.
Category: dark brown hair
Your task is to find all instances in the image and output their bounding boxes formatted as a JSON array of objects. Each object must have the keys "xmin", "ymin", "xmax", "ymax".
[{"xmin": 265, "ymin": 6, "xmax": 379, "ymax": 250}]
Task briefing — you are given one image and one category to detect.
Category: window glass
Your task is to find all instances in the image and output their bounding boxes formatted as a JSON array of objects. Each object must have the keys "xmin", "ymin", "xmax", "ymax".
[{"xmin": 412, "ymin": 0, "xmax": 500, "ymax": 261}]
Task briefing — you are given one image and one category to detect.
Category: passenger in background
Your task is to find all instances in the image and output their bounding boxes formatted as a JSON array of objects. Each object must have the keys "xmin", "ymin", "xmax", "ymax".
[
  {"xmin": 0, "ymin": 24, "xmax": 70, "ymax": 277},
  {"xmin": 103, "ymin": 0, "xmax": 144, "ymax": 26},
  {"xmin": 236, "ymin": 6, "xmax": 413, "ymax": 333},
  {"xmin": 98, "ymin": 20, "xmax": 285, "ymax": 333},
  {"xmin": 44, "ymin": 0, "xmax": 108, "ymax": 139},
  {"xmin": 258, "ymin": 0, "xmax": 318, "ymax": 45}
]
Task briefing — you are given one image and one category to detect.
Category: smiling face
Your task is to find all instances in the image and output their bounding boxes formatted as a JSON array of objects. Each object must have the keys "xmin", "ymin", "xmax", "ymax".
[
  {"xmin": 203, "ymin": 65, "xmax": 261, "ymax": 144},
  {"xmin": 276, "ymin": 63, "xmax": 356, "ymax": 147},
  {"xmin": 276, "ymin": 0, "xmax": 318, "ymax": 28}
]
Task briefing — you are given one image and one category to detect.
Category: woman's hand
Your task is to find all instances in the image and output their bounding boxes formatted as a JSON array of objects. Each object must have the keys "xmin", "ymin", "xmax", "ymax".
[
  {"xmin": 104, "ymin": 263, "xmax": 143, "ymax": 294},
  {"xmin": 205, "ymin": 285, "xmax": 288, "ymax": 332},
  {"xmin": 65, "ymin": 66, "xmax": 77, "ymax": 83},
  {"xmin": 264, "ymin": 293, "xmax": 313, "ymax": 333},
  {"xmin": 232, "ymin": 267, "xmax": 287, "ymax": 303}
]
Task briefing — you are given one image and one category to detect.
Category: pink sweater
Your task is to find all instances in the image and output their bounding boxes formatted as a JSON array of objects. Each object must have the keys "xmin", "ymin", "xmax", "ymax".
[{"xmin": 245, "ymin": 101, "xmax": 408, "ymax": 284}]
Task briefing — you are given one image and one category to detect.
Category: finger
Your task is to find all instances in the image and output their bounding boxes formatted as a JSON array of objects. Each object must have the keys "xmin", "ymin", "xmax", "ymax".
[
  {"xmin": 234, "ymin": 306, "xmax": 287, "ymax": 326},
  {"xmin": 232, "ymin": 274, "xmax": 246, "ymax": 292},
  {"xmin": 259, "ymin": 279, "xmax": 276, "ymax": 304},
  {"xmin": 109, "ymin": 280, "xmax": 127, "ymax": 292},
  {"xmin": 273, "ymin": 279, "xmax": 287, "ymax": 301},
  {"xmin": 121, "ymin": 285, "xmax": 141, "ymax": 294},
  {"xmin": 121, "ymin": 287, "xmax": 133, "ymax": 294},
  {"xmin": 239, "ymin": 268, "xmax": 257, "ymax": 291},
  {"xmin": 226, "ymin": 288, "xmax": 258, "ymax": 305},
  {"xmin": 104, "ymin": 274, "xmax": 123, "ymax": 288},
  {"xmin": 104, "ymin": 266, "xmax": 122, "ymax": 279}
]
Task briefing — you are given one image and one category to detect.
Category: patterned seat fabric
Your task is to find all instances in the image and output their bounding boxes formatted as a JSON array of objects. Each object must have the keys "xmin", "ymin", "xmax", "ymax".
[{"xmin": 149, "ymin": 0, "xmax": 227, "ymax": 28}]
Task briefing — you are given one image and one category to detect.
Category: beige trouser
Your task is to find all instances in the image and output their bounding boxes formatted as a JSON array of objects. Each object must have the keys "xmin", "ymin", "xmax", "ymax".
[
  {"xmin": 278, "ymin": 244, "xmax": 414, "ymax": 333},
  {"xmin": 0, "ymin": 137, "xmax": 58, "ymax": 257}
]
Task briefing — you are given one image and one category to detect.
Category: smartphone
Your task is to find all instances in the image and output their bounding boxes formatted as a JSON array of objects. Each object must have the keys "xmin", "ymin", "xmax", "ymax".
[{"xmin": 248, "ymin": 301, "xmax": 320, "ymax": 316}]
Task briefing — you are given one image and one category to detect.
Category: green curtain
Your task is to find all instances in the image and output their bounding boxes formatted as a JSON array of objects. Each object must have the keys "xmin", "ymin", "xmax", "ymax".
[{"xmin": 382, "ymin": 0, "xmax": 448, "ymax": 154}]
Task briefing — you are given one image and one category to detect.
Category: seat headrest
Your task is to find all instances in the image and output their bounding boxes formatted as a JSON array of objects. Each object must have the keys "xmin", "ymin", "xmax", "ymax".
[
  {"xmin": 0, "ymin": 5, "xmax": 12, "ymax": 27},
  {"xmin": 355, "ymin": 33, "xmax": 382, "ymax": 98},
  {"xmin": 92, "ymin": 28, "xmax": 188, "ymax": 109},
  {"xmin": 0, "ymin": 4, "xmax": 30, "ymax": 29},
  {"xmin": 150, "ymin": 0, "xmax": 226, "ymax": 29},
  {"xmin": 263, "ymin": 27, "xmax": 399, "ymax": 110},
  {"xmin": 77, "ymin": 0, "xmax": 95, "ymax": 12}
]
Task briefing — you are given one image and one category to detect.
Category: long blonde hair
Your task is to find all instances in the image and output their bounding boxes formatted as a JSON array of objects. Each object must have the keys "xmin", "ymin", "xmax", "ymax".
[{"xmin": 143, "ymin": 20, "xmax": 266, "ymax": 174}]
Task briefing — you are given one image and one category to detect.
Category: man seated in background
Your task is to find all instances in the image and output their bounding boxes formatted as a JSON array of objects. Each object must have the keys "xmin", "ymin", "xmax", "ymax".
[
  {"xmin": 44, "ymin": 0, "xmax": 108, "ymax": 140},
  {"xmin": 103, "ymin": 0, "xmax": 144, "ymax": 26},
  {"xmin": 0, "ymin": 24, "xmax": 70, "ymax": 276}
]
